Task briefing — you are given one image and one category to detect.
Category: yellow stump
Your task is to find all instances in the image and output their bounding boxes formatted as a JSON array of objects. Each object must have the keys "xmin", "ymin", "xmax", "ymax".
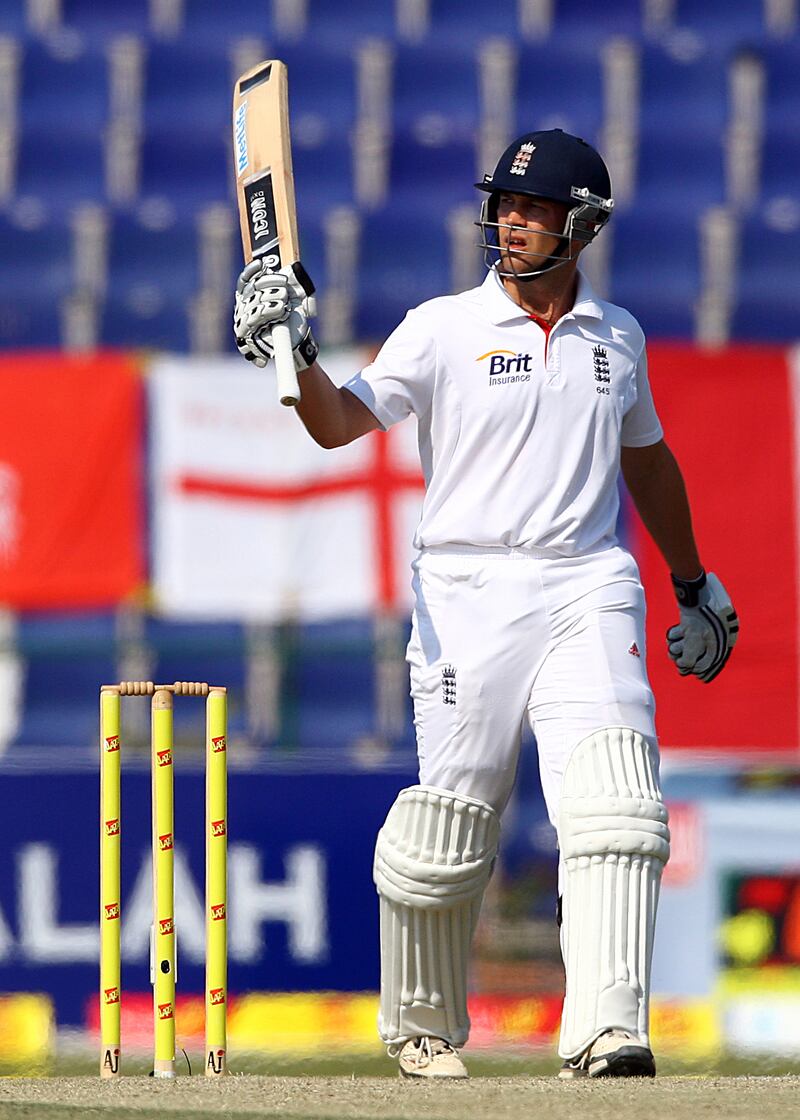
[
  {"xmin": 151, "ymin": 689, "xmax": 176, "ymax": 1078},
  {"xmin": 205, "ymin": 688, "xmax": 228, "ymax": 1076},
  {"xmin": 99, "ymin": 688, "xmax": 122, "ymax": 1078}
]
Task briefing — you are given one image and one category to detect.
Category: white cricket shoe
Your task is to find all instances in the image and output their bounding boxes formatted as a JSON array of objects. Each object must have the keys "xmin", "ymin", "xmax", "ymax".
[
  {"xmin": 559, "ymin": 1029, "xmax": 656, "ymax": 1079},
  {"xmin": 395, "ymin": 1036, "xmax": 468, "ymax": 1079}
]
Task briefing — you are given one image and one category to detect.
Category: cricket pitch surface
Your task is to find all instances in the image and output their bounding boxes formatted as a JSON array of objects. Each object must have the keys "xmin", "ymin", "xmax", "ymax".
[{"xmin": 2, "ymin": 1074, "xmax": 800, "ymax": 1120}]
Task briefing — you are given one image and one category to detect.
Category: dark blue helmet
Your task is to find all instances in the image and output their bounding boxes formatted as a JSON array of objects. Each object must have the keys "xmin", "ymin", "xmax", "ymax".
[{"xmin": 475, "ymin": 129, "xmax": 614, "ymax": 277}]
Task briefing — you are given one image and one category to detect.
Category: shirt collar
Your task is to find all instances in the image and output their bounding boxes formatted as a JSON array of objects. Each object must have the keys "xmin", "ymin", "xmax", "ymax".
[{"xmin": 481, "ymin": 266, "xmax": 604, "ymax": 326}]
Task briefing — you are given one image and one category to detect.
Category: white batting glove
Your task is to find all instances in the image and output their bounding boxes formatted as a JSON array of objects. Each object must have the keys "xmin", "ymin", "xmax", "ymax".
[
  {"xmin": 233, "ymin": 259, "xmax": 319, "ymax": 371},
  {"xmin": 666, "ymin": 571, "xmax": 739, "ymax": 683}
]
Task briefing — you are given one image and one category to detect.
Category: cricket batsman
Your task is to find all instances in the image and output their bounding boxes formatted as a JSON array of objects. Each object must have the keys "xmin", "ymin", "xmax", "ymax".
[{"xmin": 233, "ymin": 129, "xmax": 740, "ymax": 1079}]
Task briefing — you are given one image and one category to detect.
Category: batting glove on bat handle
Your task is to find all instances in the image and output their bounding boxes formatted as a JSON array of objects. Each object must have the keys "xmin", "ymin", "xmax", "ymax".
[
  {"xmin": 666, "ymin": 570, "xmax": 740, "ymax": 683},
  {"xmin": 233, "ymin": 260, "xmax": 319, "ymax": 398}
]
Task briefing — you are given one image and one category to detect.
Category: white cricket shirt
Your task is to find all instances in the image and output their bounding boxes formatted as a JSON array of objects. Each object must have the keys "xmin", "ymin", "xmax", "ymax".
[{"xmin": 344, "ymin": 269, "xmax": 663, "ymax": 556}]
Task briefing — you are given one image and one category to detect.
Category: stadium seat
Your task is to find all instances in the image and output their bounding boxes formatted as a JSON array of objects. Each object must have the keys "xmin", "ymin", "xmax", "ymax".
[
  {"xmin": 99, "ymin": 295, "xmax": 192, "ymax": 350},
  {"xmin": 294, "ymin": 619, "xmax": 380, "ymax": 750},
  {"xmin": 731, "ymin": 218, "xmax": 800, "ymax": 340},
  {"xmin": 668, "ymin": 0, "xmax": 767, "ymax": 51},
  {"xmin": 19, "ymin": 37, "xmax": 108, "ymax": 132},
  {"xmin": 514, "ymin": 42, "xmax": 604, "ymax": 144},
  {"xmin": 0, "ymin": 213, "xmax": 73, "ymax": 300},
  {"xmin": 277, "ymin": 43, "xmax": 359, "ymax": 139},
  {"xmin": 354, "ymin": 204, "xmax": 453, "ymax": 341},
  {"xmin": 15, "ymin": 124, "xmax": 106, "ymax": 204},
  {"xmin": 297, "ymin": 0, "xmax": 399, "ymax": 46},
  {"xmin": 60, "ymin": 0, "xmax": 151, "ymax": 40},
  {"xmin": 0, "ymin": 211, "xmax": 69, "ymax": 348},
  {"xmin": 14, "ymin": 612, "xmax": 117, "ymax": 748},
  {"xmin": 0, "ymin": 1, "xmax": 30, "ymax": 35},
  {"xmin": 760, "ymin": 40, "xmax": 800, "ymax": 138},
  {"xmin": 108, "ymin": 210, "xmax": 201, "ymax": 296},
  {"xmin": 392, "ymin": 43, "xmax": 481, "ymax": 144},
  {"xmin": 636, "ymin": 43, "xmax": 728, "ymax": 209},
  {"xmin": 140, "ymin": 127, "xmax": 232, "ymax": 207},
  {"xmin": 760, "ymin": 127, "xmax": 800, "ymax": 205},
  {"xmin": 609, "ymin": 207, "xmax": 700, "ymax": 339},
  {"xmin": 387, "ymin": 133, "xmax": 477, "ymax": 209},
  {"xmin": 170, "ymin": 0, "xmax": 275, "ymax": 44},
  {"xmin": 144, "ymin": 40, "xmax": 233, "ymax": 138},
  {"xmin": 100, "ymin": 209, "xmax": 201, "ymax": 349},
  {"xmin": 417, "ymin": 0, "xmax": 523, "ymax": 48},
  {"xmin": 293, "ymin": 135, "xmax": 354, "ymax": 215},
  {"xmin": 552, "ymin": 0, "xmax": 643, "ymax": 39}
]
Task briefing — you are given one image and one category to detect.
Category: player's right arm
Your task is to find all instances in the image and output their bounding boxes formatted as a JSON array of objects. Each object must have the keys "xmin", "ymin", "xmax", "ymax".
[{"xmin": 294, "ymin": 362, "xmax": 381, "ymax": 448}]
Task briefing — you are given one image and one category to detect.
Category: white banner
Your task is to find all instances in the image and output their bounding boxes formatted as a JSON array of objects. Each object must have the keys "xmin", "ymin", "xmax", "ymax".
[{"xmin": 150, "ymin": 351, "xmax": 423, "ymax": 621}]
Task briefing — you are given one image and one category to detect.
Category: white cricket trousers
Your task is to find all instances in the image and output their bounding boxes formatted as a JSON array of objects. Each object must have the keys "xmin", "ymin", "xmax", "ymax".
[{"xmin": 406, "ymin": 543, "xmax": 657, "ymax": 822}]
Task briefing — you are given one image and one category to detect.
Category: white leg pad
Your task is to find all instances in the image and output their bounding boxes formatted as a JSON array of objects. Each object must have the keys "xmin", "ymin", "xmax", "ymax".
[
  {"xmin": 374, "ymin": 785, "xmax": 500, "ymax": 1047},
  {"xmin": 557, "ymin": 727, "xmax": 670, "ymax": 1059}
]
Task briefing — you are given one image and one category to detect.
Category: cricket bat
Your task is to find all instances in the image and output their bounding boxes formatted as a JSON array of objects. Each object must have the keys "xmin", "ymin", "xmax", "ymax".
[{"xmin": 233, "ymin": 60, "xmax": 301, "ymax": 407}]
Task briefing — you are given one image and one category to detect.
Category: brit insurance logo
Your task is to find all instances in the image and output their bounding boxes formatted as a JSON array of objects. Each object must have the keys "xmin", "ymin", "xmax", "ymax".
[{"xmin": 477, "ymin": 349, "xmax": 533, "ymax": 386}]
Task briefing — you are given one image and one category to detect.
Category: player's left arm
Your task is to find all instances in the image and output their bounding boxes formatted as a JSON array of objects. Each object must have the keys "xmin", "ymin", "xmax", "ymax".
[
  {"xmin": 620, "ymin": 439, "xmax": 700, "ymax": 578},
  {"xmin": 621, "ymin": 439, "xmax": 739, "ymax": 683}
]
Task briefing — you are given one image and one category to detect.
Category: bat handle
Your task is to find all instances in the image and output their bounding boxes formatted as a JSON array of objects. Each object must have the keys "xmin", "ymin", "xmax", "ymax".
[{"xmin": 271, "ymin": 321, "xmax": 301, "ymax": 407}]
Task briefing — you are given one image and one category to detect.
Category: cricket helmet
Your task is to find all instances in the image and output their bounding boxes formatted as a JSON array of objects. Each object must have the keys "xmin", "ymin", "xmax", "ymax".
[{"xmin": 475, "ymin": 128, "xmax": 614, "ymax": 278}]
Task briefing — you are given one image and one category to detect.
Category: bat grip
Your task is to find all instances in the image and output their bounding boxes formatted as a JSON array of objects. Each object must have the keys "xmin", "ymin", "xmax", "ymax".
[{"xmin": 271, "ymin": 321, "xmax": 301, "ymax": 407}]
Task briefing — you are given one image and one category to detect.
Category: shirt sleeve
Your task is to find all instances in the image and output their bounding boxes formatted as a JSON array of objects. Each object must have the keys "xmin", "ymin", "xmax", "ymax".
[
  {"xmin": 621, "ymin": 347, "xmax": 663, "ymax": 447},
  {"xmin": 342, "ymin": 309, "xmax": 436, "ymax": 430}
]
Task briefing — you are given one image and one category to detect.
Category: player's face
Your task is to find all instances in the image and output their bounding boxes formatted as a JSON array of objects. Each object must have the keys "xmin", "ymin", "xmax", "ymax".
[{"xmin": 496, "ymin": 193, "xmax": 569, "ymax": 275}]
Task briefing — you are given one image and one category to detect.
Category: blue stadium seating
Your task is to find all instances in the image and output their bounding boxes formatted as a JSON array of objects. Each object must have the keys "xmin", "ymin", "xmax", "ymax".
[
  {"xmin": 552, "ymin": 0, "xmax": 643, "ymax": 39},
  {"xmin": 60, "ymin": 0, "xmax": 151, "ymax": 41},
  {"xmin": 139, "ymin": 127, "xmax": 232, "ymax": 207},
  {"xmin": 761, "ymin": 40, "xmax": 800, "ymax": 146},
  {"xmin": 101, "ymin": 209, "xmax": 201, "ymax": 349},
  {"xmin": 392, "ymin": 43, "xmax": 481, "ymax": 143},
  {"xmin": 669, "ymin": 0, "xmax": 769, "ymax": 51},
  {"xmin": 0, "ymin": 211, "xmax": 69, "ymax": 347},
  {"xmin": 760, "ymin": 127, "xmax": 800, "ymax": 204},
  {"xmin": 294, "ymin": 619, "xmax": 380, "ymax": 750},
  {"xmin": 16, "ymin": 40, "xmax": 108, "ymax": 203},
  {"xmin": 144, "ymin": 41, "xmax": 233, "ymax": 138},
  {"xmin": 637, "ymin": 44, "xmax": 728, "ymax": 208},
  {"xmin": 420, "ymin": 0, "xmax": 523, "ymax": 48},
  {"xmin": 732, "ymin": 218, "xmax": 800, "ymax": 340},
  {"xmin": 99, "ymin": 296, "xmax": 192, "ymax": 350},
  {"xmin": 293, "ymin": 135, "xmax": 354, "ymax": 216},
  {"xmin": 279, "ymin": 44, "xmax": 359, "ymax": 137},
  {"xmin": 19, "ymin": 37, "xmax": 108, "ymax": 132},
  {"xmin": 0, "ymin": 296, "xmax": 63, "ymax": 348},
  {"xmin": 637, "ymin": 127, "xmax": 726, "ymax": 211},
  {"xmin": 514, "ymin": 43, "xmax": 604, "ymax": 144},
  {"xmin": 0, "ymin": 214, "xmax": 73, "ymax": 301},
  {"xmin": 13, "ymin": 612, "xmax": 117, "ymax": 748},
  {"xmin": 0, "ymin": 1, "xmax": 797, "ymax": 356},
  {"xmin": 298, "ymin": 0, "xmax": 399, "ymax": 46},
  {"xmin": 354, "ymin": 205, "xmax": 453, "ymax": 340},
  {"xmin": 0, "ymin": 2, "xmax": 30, "ymax": 35},
  {"xmin": 388, "ymin": 133, "xmax": 477, "ymax": 209},
  {"xmin": 609, "ymin": 207, "xmax": 700, "ymax": 339},
  {"xmin": 107, "ymin": 210, "xmax": 200, "ymax": 296},
  {"xmin": 16, "ymin": 125, "xmax": 106, "ymax": 203},
  {"xmin": 163, "ymin": 0, "xmax": 271, "ymax": 42}
]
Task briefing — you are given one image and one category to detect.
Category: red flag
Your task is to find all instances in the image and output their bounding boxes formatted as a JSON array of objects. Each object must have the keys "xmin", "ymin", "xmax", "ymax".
[
  {"xmin": 0, "ymin": 352, "xmax": 145, "ymax": 607},
  {"xmin": 632, "ymin": 343, "xmax": 797, "ymax": 752}
]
